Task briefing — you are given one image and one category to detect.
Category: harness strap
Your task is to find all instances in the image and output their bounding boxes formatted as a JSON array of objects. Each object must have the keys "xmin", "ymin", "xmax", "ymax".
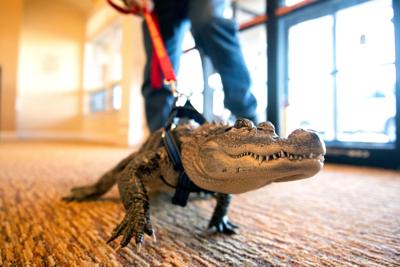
[
  {"xmin": 165, "ymin": 99, "xmax": 207, "ymax": 130},
  {"xmin": 162, "ymin": 99, "xmax": 210, "ymax": 207}
]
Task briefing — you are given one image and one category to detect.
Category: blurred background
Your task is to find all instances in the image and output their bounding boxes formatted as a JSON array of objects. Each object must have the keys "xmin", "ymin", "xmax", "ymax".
[{"xmin": 0, "ymin": 0, "xmax": 399, "ymax": 168}]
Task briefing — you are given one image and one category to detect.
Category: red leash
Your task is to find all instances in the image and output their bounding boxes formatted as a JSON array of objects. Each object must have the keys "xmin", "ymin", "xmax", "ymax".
[{"xmin": 107, "ymin": 0, "xmax": 177, "ymax": 93}]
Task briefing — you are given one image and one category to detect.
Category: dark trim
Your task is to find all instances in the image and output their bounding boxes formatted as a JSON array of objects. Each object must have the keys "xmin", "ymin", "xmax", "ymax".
[
  {"xmin": 326, "ymin": 147, "xmax": 399, "ymax": 169},
  {"xmin": 394, "ymin": 0, "xmax": 400, "ymax": 161},
  {"xmin": 266, "ymin": 0, "xmax": 283, "ymax": 133}
]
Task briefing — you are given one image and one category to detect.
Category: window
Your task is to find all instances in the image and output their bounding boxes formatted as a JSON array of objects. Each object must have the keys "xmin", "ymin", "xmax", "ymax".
[
  {"xmin": 84, "ymin": 22, "xmax": 122, "ymax": 113},
  {"xmin": 89, "ymin": 90, "xmax": 107, "ymax": 113},
  {"xmin": 286, "ymin": 15, "xmax": 335, "ymax": 140},
  {"xmin": 335, "ymin": 0, "xmax": 396, "ymax": 143},
  {"xmin": 285, "ymin": 0, "xmax": 396, "ymax": 144}
]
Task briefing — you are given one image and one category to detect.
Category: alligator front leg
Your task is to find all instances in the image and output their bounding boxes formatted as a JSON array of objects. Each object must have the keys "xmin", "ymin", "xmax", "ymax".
[
  {"xmin": 208, "ymin": 193, "xmax": 238, "ymax": 234},
  {"xmin": 107, "ymin": 152, "xmax": 159, "ymax": 251},
  {"xmin": 107, "ymin": 176, "xmax": 153, "ymax": 251}
]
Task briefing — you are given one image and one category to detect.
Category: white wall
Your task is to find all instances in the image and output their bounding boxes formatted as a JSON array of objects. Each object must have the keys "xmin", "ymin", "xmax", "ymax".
[{"xmin": 17, "ymin": 0, "xmax": 86, "ymax": 138}]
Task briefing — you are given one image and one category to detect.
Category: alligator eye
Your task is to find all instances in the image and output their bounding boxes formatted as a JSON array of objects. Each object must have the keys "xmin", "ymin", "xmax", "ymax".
[
  {"xmin": 234, "ymin": 118, "xmax": 254, "ymax": 129},
  {"xmin": 224, "ymin": 126, "xmax": 233, "ymax": 132},
  {"xmin": 257, "ymin": 121, "xmax": 275, "ymax": 133}
]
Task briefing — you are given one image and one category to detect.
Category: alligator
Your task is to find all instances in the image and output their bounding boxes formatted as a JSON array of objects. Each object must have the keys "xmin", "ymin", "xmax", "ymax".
[{"xmin": 63, "ymin": 118, "xmax": 325, "ymax": 251}]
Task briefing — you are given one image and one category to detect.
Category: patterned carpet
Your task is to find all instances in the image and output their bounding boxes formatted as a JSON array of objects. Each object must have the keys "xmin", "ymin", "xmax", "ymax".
[{"xmin": 0, "ymin": 141, "xmax": 399, "ymax": 266}]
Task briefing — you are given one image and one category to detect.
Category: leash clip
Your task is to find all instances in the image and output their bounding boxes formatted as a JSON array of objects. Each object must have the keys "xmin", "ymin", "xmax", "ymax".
[
  {"xmin": 163, "ymin": 79, "xmax": 177, "ymax": 95},
  {"xmin": 164, "ymin": 79, "xmax": 193, "ymax": 106}
]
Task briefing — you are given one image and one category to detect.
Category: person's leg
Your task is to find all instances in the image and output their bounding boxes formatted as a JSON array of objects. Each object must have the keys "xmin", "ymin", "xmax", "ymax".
[
  {"xmin": 188, "ymin": 0, "xmax": 257, "ymax": 122},
  {"xmin": 141, "ymin": 0, "xmax": 189, "ymax": 132}
]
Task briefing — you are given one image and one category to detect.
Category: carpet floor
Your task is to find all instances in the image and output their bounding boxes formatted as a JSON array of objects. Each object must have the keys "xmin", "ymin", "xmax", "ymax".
[{"xmin": 0, "ymin": 141, "xmax": 399, "ymax": 266}]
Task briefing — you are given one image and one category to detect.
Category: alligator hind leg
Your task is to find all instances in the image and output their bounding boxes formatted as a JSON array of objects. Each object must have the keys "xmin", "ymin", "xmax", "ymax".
[
  {"xmin": 63, "ymin": 152, "xmax": 137, "ymax": 202},
  {"xmin": 208, "ymin": 193, "xmax": 238, "ymax": 234}
]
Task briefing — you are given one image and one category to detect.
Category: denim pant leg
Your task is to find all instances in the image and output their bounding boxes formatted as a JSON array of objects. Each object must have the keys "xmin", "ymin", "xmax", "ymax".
[
  {"xmin": 141, "ymin": 14, "xmax": 189, "ymax": 132},
  {"xmin": 188, "ymin": 0, "xmax": 257, "ymax": 120}
]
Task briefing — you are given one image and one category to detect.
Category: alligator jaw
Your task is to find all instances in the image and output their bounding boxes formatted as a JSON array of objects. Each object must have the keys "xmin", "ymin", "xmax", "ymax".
[{"xmin": 230, "ymin": 151, "xmax": 325, "ymax": 164}]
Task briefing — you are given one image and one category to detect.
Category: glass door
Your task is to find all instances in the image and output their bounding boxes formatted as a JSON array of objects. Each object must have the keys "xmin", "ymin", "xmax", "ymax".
[
  {"xmin": 282, "ymin": 0, "xmax": 398, "ymax": 167},
  {"xmin": 285, "ymin": 15, "xmax": 335, "ymax": 141},
  {"xmin": 336, "ymin": 0, "xmax": 396, "ymax": 143}
]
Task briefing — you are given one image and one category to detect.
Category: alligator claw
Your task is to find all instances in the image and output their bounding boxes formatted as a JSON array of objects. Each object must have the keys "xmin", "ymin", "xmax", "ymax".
[
  {"xmin": 208, "ymin": 216, "xmax": 238, "ymax": 234},
  {"xmin": 107, "ymin": 204, "xmax": 152, "ymax": 251}
]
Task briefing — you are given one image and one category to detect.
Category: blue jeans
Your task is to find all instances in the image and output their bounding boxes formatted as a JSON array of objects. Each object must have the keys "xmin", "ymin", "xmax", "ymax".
[{"xmin": 142, "ymin": 0, "xmax": 257, "ymax": 132}]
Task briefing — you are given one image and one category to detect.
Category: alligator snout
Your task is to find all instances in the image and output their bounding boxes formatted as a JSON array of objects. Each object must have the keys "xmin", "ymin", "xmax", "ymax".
[{"xmin": 288, "ymin": 129, "xmax": 326, "ymax": 155}]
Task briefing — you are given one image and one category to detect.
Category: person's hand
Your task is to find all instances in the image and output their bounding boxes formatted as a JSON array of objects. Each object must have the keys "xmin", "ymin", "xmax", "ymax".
[{"xmin": 122, "ymin": 0, "xmax": 153, "ymax": 12}]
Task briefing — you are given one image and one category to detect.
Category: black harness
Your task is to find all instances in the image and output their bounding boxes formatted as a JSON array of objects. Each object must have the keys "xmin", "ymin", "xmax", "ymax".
[{"xmin": 161, "ymin": 98, "xmax": 212, "ymax": 207}]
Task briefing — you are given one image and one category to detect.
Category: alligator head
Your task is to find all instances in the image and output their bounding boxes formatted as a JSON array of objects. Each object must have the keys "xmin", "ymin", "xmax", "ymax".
[{"xmin": 181, "ymin": 118, "xmax": 326, "ymax": 194}]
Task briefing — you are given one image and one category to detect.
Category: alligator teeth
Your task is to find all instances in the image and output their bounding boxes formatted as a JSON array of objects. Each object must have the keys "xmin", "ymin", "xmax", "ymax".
[{"xmin": 232, "ymin": 152, "xmax": 324, "ymax": 163}]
